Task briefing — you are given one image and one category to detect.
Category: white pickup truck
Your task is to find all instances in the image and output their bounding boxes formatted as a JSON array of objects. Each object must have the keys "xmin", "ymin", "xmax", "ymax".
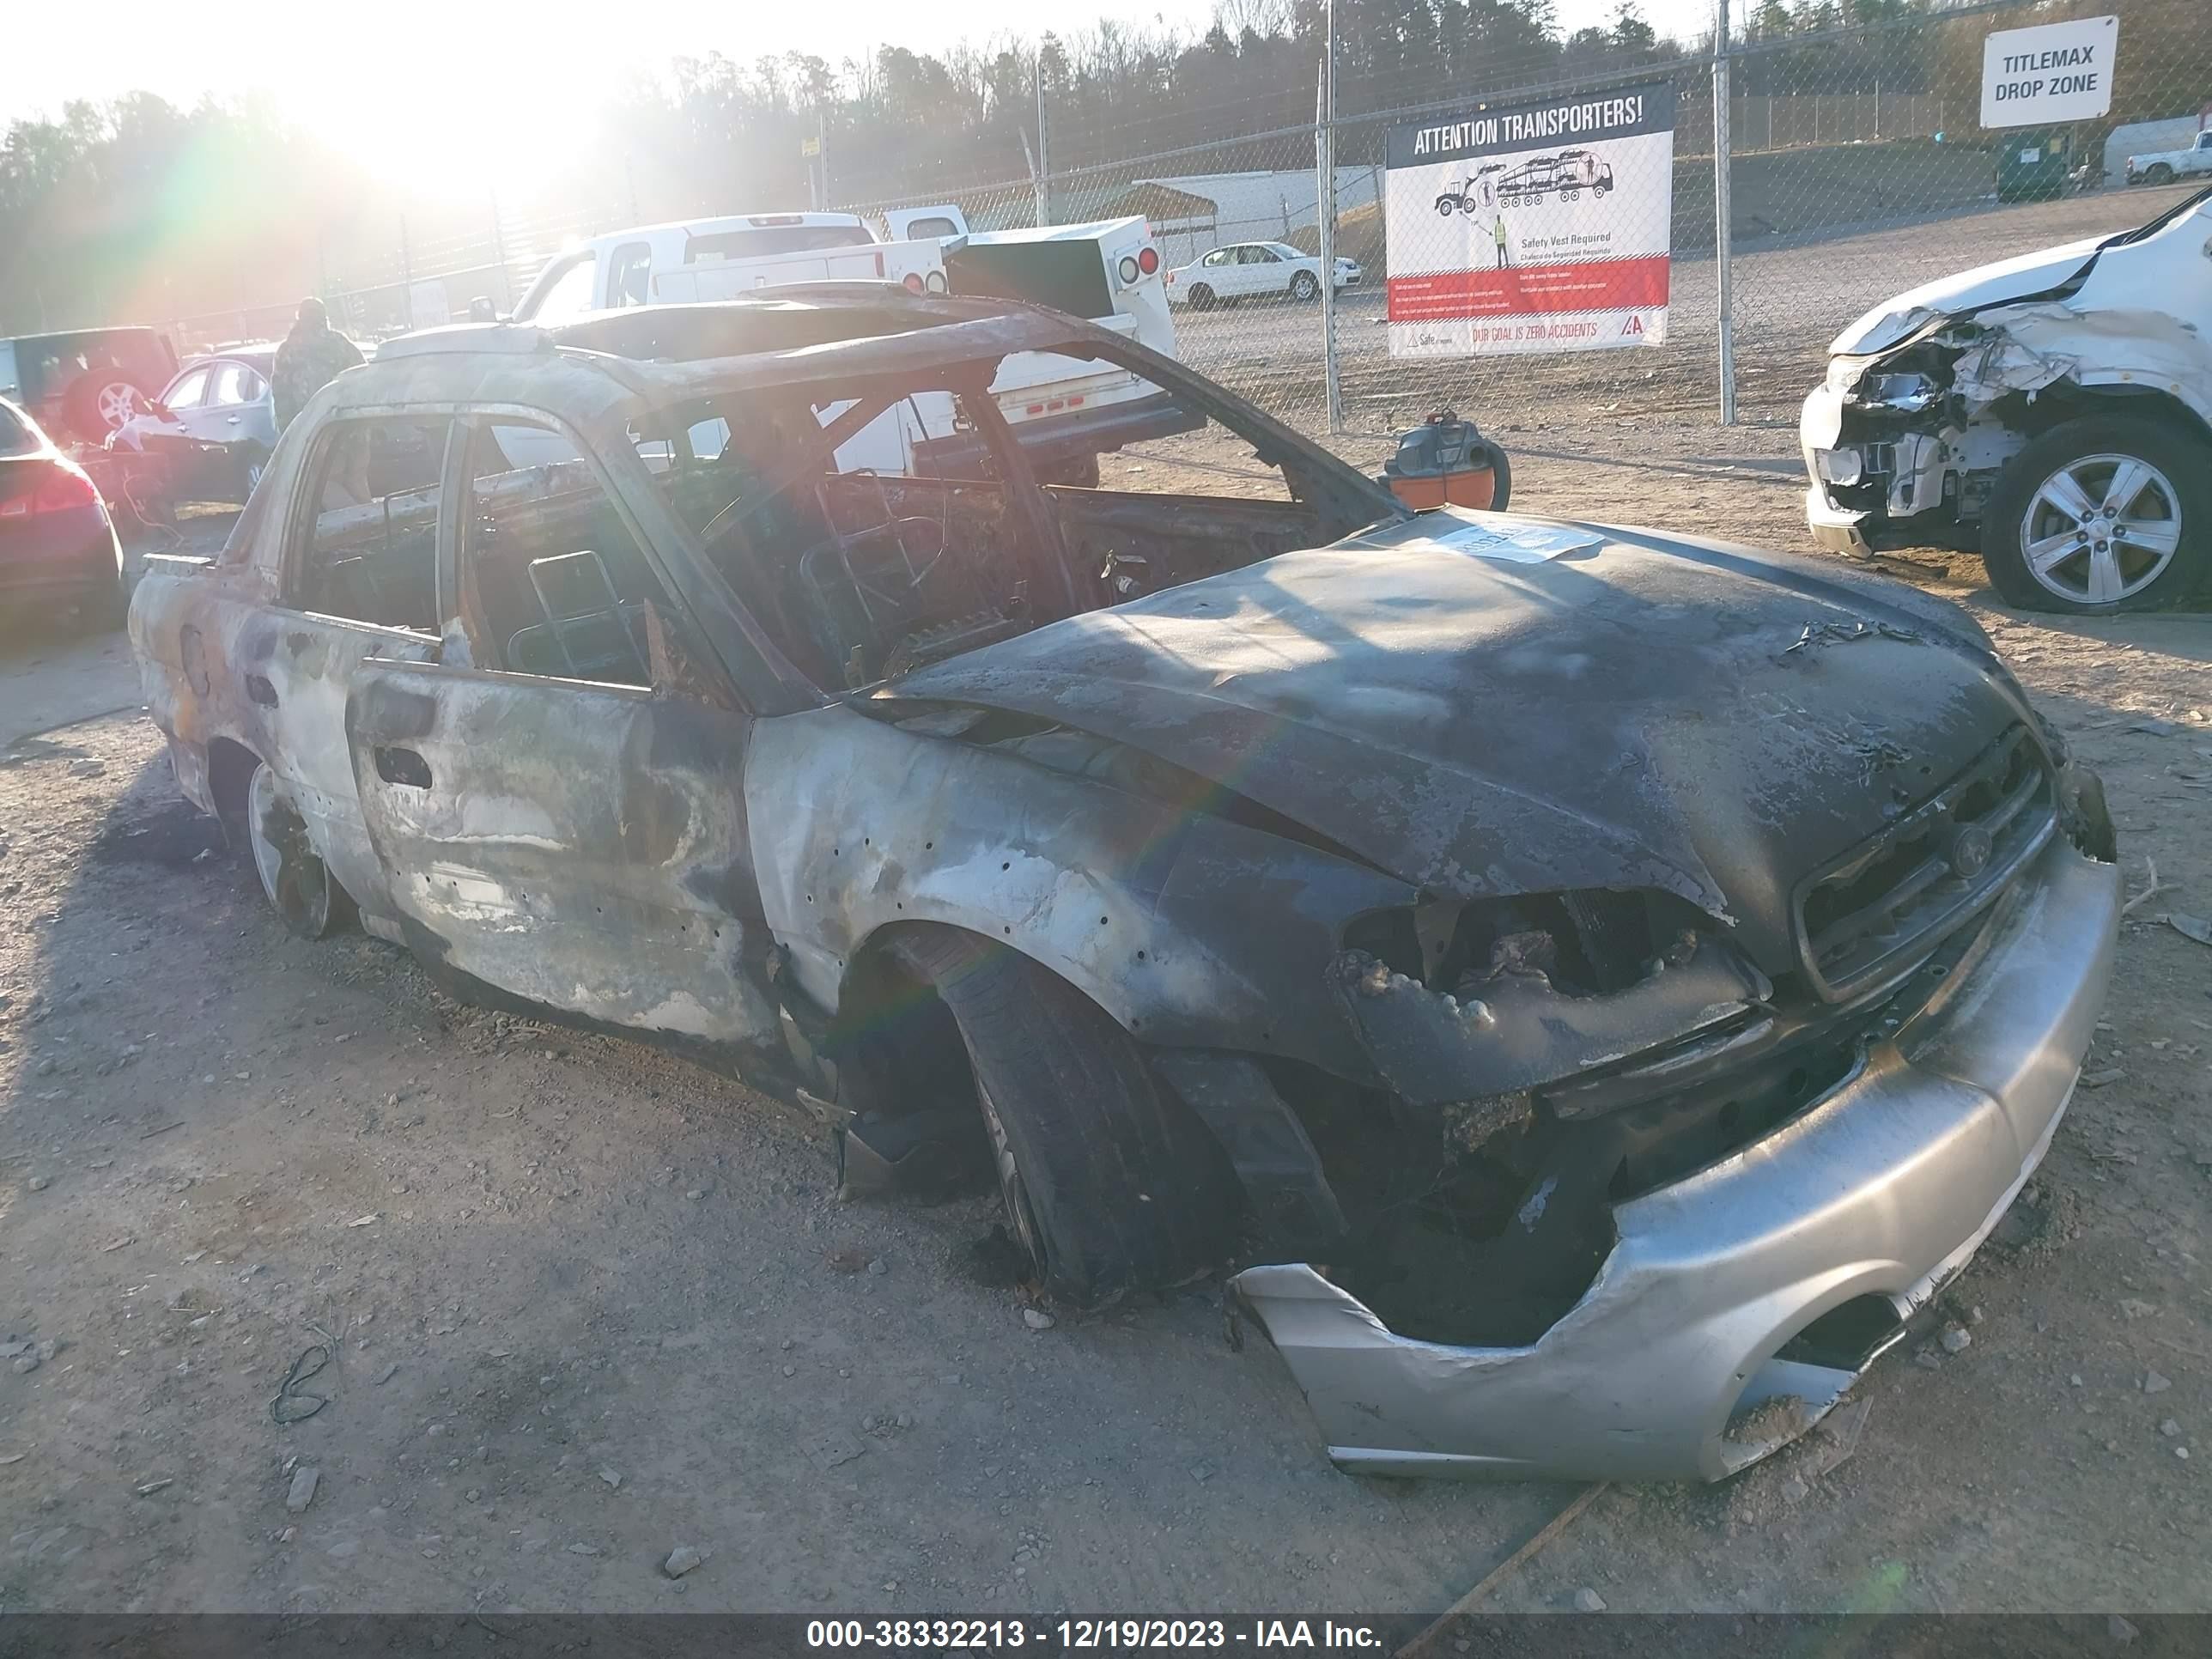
[
  {"xmin": 2124, "ymin": 130, "xmax": 2212, "ymax": 186},
  {"xmin": 513, "ymin": 208, "xmax": 1195, "ymax": 483}
]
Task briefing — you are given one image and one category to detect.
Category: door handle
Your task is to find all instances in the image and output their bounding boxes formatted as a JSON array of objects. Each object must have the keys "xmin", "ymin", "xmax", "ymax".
[
  {"xmin": 246, "ymin": 673, "xmax": 278, "ymax": 707},
  {"xmin": 374, "ymin": 746, "xmax": 434, "ymax": 789},
  {"xmin": 227, "ymin": 415, "xmax": 241, "ymax": 424}
]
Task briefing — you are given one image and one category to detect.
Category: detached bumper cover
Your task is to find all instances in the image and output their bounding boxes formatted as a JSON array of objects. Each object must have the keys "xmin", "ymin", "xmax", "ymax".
[
  {"xmin": 1233, "ymin": 838, "xmax": 2119, "ymax": 1482},
  {"xmin": 1804, "ymin": 486, "xmax": 1875, "ymax": 557}
]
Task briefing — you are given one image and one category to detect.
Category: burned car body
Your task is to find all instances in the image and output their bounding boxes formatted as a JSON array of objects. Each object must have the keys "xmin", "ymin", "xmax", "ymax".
[
  {"xmin": 1801, "ymin": 185, "xmax": 2212, "ymax": 613},
  {"xmin": 129, "ymin": 287, "xmax": 2118, "ymax": 1482}
]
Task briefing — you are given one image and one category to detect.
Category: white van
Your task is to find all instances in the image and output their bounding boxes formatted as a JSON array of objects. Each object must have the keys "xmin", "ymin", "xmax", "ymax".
[{"xmin": 514, "ymin": 212, "xmax": 949, "ymax": 321}]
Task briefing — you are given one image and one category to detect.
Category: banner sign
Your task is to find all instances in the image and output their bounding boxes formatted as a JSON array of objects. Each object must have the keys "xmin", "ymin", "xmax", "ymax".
[
  {"xmin": 1384, "ymin": 82, "xmax": 1675, "ymax": 357},
  {"xmin": 1980, "ymin": 16, "xmax": 2118, "ymax": 130}
]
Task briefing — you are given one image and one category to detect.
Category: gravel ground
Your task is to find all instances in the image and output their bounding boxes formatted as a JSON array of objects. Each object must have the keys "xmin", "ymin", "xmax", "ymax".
[{"xmin": 0, "ymin": 421, "xmax": 2206, "ymax": 1620}]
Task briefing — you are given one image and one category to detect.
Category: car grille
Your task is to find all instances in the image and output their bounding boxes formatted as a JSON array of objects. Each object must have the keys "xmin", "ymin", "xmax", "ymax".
[{"xmin": 1795, "ymin": 724, "xmax": 2055, "ymax": 1002}]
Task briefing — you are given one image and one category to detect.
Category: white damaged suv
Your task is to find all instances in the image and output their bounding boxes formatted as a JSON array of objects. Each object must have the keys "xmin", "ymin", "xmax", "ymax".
[{"xmin": 1802, "ymin": 185, "xmax": 2211, "ymax": 612}]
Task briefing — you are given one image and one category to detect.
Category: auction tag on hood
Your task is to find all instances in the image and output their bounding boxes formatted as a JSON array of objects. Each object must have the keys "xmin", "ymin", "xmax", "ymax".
[{"xmin": 1435, "ymin": 520, "xmax": 1604, "ymax": 563}]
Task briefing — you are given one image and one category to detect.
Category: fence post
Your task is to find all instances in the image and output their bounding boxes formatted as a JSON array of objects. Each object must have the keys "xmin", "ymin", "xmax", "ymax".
[
  {"xmin": 1711, "ymin": 10, "xmax": 1736, "ymax": 427},
  {"xmin": 490, "ymin": 193, "xmax": 511, "ymax": 311},
  {"xmin": 1036, "ymin": 53, "xmax": 1051, "ymax": 227},
  {"xmin": 1317, "ymin": 1, "xmax": 1343, "ymax": 434}
]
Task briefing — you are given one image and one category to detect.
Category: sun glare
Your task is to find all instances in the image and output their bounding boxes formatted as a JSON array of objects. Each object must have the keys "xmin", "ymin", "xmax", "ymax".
[{"xmin": 283, "ymin": 37, "xmax": 605, "ymax": 202}]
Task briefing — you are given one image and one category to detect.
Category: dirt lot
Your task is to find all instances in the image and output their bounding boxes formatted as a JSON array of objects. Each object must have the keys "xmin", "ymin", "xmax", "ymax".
[{"xmin": 2, "ymin": 435, "xmax": 2208, "ymax": 1620}]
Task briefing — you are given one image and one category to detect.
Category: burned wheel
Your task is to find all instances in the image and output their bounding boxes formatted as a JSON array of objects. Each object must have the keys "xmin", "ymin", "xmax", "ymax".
[
  {"xmin": 246, "ymin": 762, "xmax": 349, "ymax": 939},
  {"xmin": 891, "ymin": 929, "xmax": 1240, "ymax": 1310},
  {"xmin": 1982, "ymin": 416, "xmax": 2207, "ymax": 613}
]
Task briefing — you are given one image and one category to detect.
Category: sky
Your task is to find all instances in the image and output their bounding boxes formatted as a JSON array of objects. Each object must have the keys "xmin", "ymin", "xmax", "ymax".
[{"xmin": 2, "ymin": 0, "xmax": 1723, "ymax": 135}]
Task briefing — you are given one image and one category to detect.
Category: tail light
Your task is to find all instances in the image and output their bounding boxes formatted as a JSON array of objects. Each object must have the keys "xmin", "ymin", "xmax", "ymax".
[
  {"xmin": 902, "ymin": 272, "xmax": 926, "ymax": 293},
  {"xmin": 41, "ymin": 470, "xmax": 100, "ymax": 513},
  {"xmin": 1116, "ymin": 247, "xmax": 1163, "ymax": 287},
  {"xmin": 0, "ymin": 465, "xmax": 101, "ymax": 519}
]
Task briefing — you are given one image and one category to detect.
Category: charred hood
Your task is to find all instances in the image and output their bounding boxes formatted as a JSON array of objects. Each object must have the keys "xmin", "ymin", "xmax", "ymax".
[{"xmin": 883, "ymin": 512, "xmax": 2036, "ymax": 975}]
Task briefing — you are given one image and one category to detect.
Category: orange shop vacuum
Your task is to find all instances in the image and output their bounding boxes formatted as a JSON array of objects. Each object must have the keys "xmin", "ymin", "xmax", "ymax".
[{"xmin": 1379, "ymin": 409, "xmax": 1510, "ymax": 512}]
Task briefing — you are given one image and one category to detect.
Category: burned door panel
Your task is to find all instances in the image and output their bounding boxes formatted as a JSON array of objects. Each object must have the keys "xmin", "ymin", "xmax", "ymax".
[
  {"xmin": 125, "ymin": 557, "xmax": 437, "ymax": 924},
  {"xmin": 344, "ymin": 660, "xmax": 778, "ymax": 1048},
  {"xmin": 252, "ymin": 609, "xmax": 439, "ymax": 924},
  {"xmin": 238, "ymin": 413, "xmax": 455, "ymax": 924}
]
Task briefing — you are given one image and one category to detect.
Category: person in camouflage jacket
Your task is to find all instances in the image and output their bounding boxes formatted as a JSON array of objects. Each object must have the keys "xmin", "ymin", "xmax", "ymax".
[{"xmin": 272, "ymin": 298, "xmax": 364, "ymax": 432}]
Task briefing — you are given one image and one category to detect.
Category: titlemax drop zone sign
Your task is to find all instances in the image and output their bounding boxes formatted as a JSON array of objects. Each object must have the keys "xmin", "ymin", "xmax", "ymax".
[
  {"xmin": 1385, "ymin": 82, "xmax": 1674, "ymax": 358},
  {"xmin": 1981, "ymin": 15, "xmax": 2118, "ymax": 130}
]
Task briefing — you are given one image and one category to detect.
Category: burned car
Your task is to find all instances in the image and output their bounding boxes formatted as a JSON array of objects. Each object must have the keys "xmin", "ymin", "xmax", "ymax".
[
  {"xmin": 1802, "ymin": 184, "xmax": 2211, "ymax": 612},
  {"xmin": 129, "ymin": 287, "xmax": 2119, "ymax": 1482}
]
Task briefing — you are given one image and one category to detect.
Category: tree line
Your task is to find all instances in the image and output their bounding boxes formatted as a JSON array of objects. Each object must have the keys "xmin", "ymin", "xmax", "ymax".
[{"xmin": 3, "ymin": 0, "xmax": 2207, "ymax": 337}]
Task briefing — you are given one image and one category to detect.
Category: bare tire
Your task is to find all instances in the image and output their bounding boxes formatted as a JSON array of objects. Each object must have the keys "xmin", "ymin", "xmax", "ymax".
[
  {"xmin": 246, "ymin": 763, "xmax": 349, "ymax": 938},
  {"xmin": 891, "ymin": 930, "xmax": 1240, "ymax": 1310},
  {"xmin": 1288, "ymin": 270, "xmax": 1320, "ymax": 302},
  {"xmin": 1482, "ymin": 441, "xmax": 1513, "ymax": 512},
  {"xmin": 1187, "ymin": 283, "xmax": 1215, "ymax": 312},
  {"xmin": 1981, "ymin": 416, "xmax": 2207, "ymax": 613}
]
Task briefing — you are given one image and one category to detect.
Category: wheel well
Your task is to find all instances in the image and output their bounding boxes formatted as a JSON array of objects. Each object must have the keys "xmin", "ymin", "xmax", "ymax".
[
  {"xmin": 2013, "ymin": 384, "xmax": 2212, "ymax": 450},
  {"xmin": 206, "ymin": 737, "xmax": 261, "ymax": 843},
  {"xmin": 830, "ymin": 924, "xmax": 981, "ymax": 1122}
]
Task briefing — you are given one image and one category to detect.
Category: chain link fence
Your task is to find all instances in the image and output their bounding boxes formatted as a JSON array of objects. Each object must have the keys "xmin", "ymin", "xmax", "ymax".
[{"xmin": 173, "ymin": 0, "xmax": 2208, "ymax": 459}]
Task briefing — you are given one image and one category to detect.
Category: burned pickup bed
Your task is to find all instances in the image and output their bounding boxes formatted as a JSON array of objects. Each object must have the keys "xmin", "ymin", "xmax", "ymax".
[{"xmin": 130, "ymin": 285, "xmax": 2118, "ymax": 1484}]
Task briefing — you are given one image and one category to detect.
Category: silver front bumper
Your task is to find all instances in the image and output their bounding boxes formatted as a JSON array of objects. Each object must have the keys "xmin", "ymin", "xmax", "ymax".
[
  {"xmin": 1805, "ymin": 486, "xmax": 1875, "ymax": 556},
  {"xmin": 1234, "ymin": 839, "xmax": 2119, "ymax": 1482}
]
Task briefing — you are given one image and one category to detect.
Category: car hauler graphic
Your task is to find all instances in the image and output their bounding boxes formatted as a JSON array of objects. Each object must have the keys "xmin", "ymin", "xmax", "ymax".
[
  {"xmin": 1387, "ymin": 83, "xmax": 1674, "ymax": 357},
  {"xmin": 1495, "ymin": 149, "xmax": 1617, "ymax": 205}
]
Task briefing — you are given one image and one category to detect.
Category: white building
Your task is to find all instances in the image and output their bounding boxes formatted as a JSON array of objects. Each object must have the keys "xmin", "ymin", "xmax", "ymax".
[{"xmin": 979, "ymin": 169, "xmax": 1382, "ymax": 268}]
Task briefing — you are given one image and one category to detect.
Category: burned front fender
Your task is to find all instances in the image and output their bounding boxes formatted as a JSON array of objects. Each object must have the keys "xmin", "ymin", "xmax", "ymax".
[{"xmin": 744, "ymin": 702, "xmax": 1417, "ymax": 1079}]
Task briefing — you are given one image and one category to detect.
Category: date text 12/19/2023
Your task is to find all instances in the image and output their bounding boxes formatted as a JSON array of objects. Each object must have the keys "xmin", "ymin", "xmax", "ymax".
[{"xmin": 805, "ymin": 1620, "xmax": 1387, "ymax": 1649}]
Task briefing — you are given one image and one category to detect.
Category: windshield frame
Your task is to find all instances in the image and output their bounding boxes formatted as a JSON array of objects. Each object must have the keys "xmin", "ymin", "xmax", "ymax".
[
  {"xmin": 605, "ymin": 325, "xmax": 1407, "ymax": 708},
  {"xmin": 563, "ymin": 301, "xmax": 1409, "ymax": 712}
]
